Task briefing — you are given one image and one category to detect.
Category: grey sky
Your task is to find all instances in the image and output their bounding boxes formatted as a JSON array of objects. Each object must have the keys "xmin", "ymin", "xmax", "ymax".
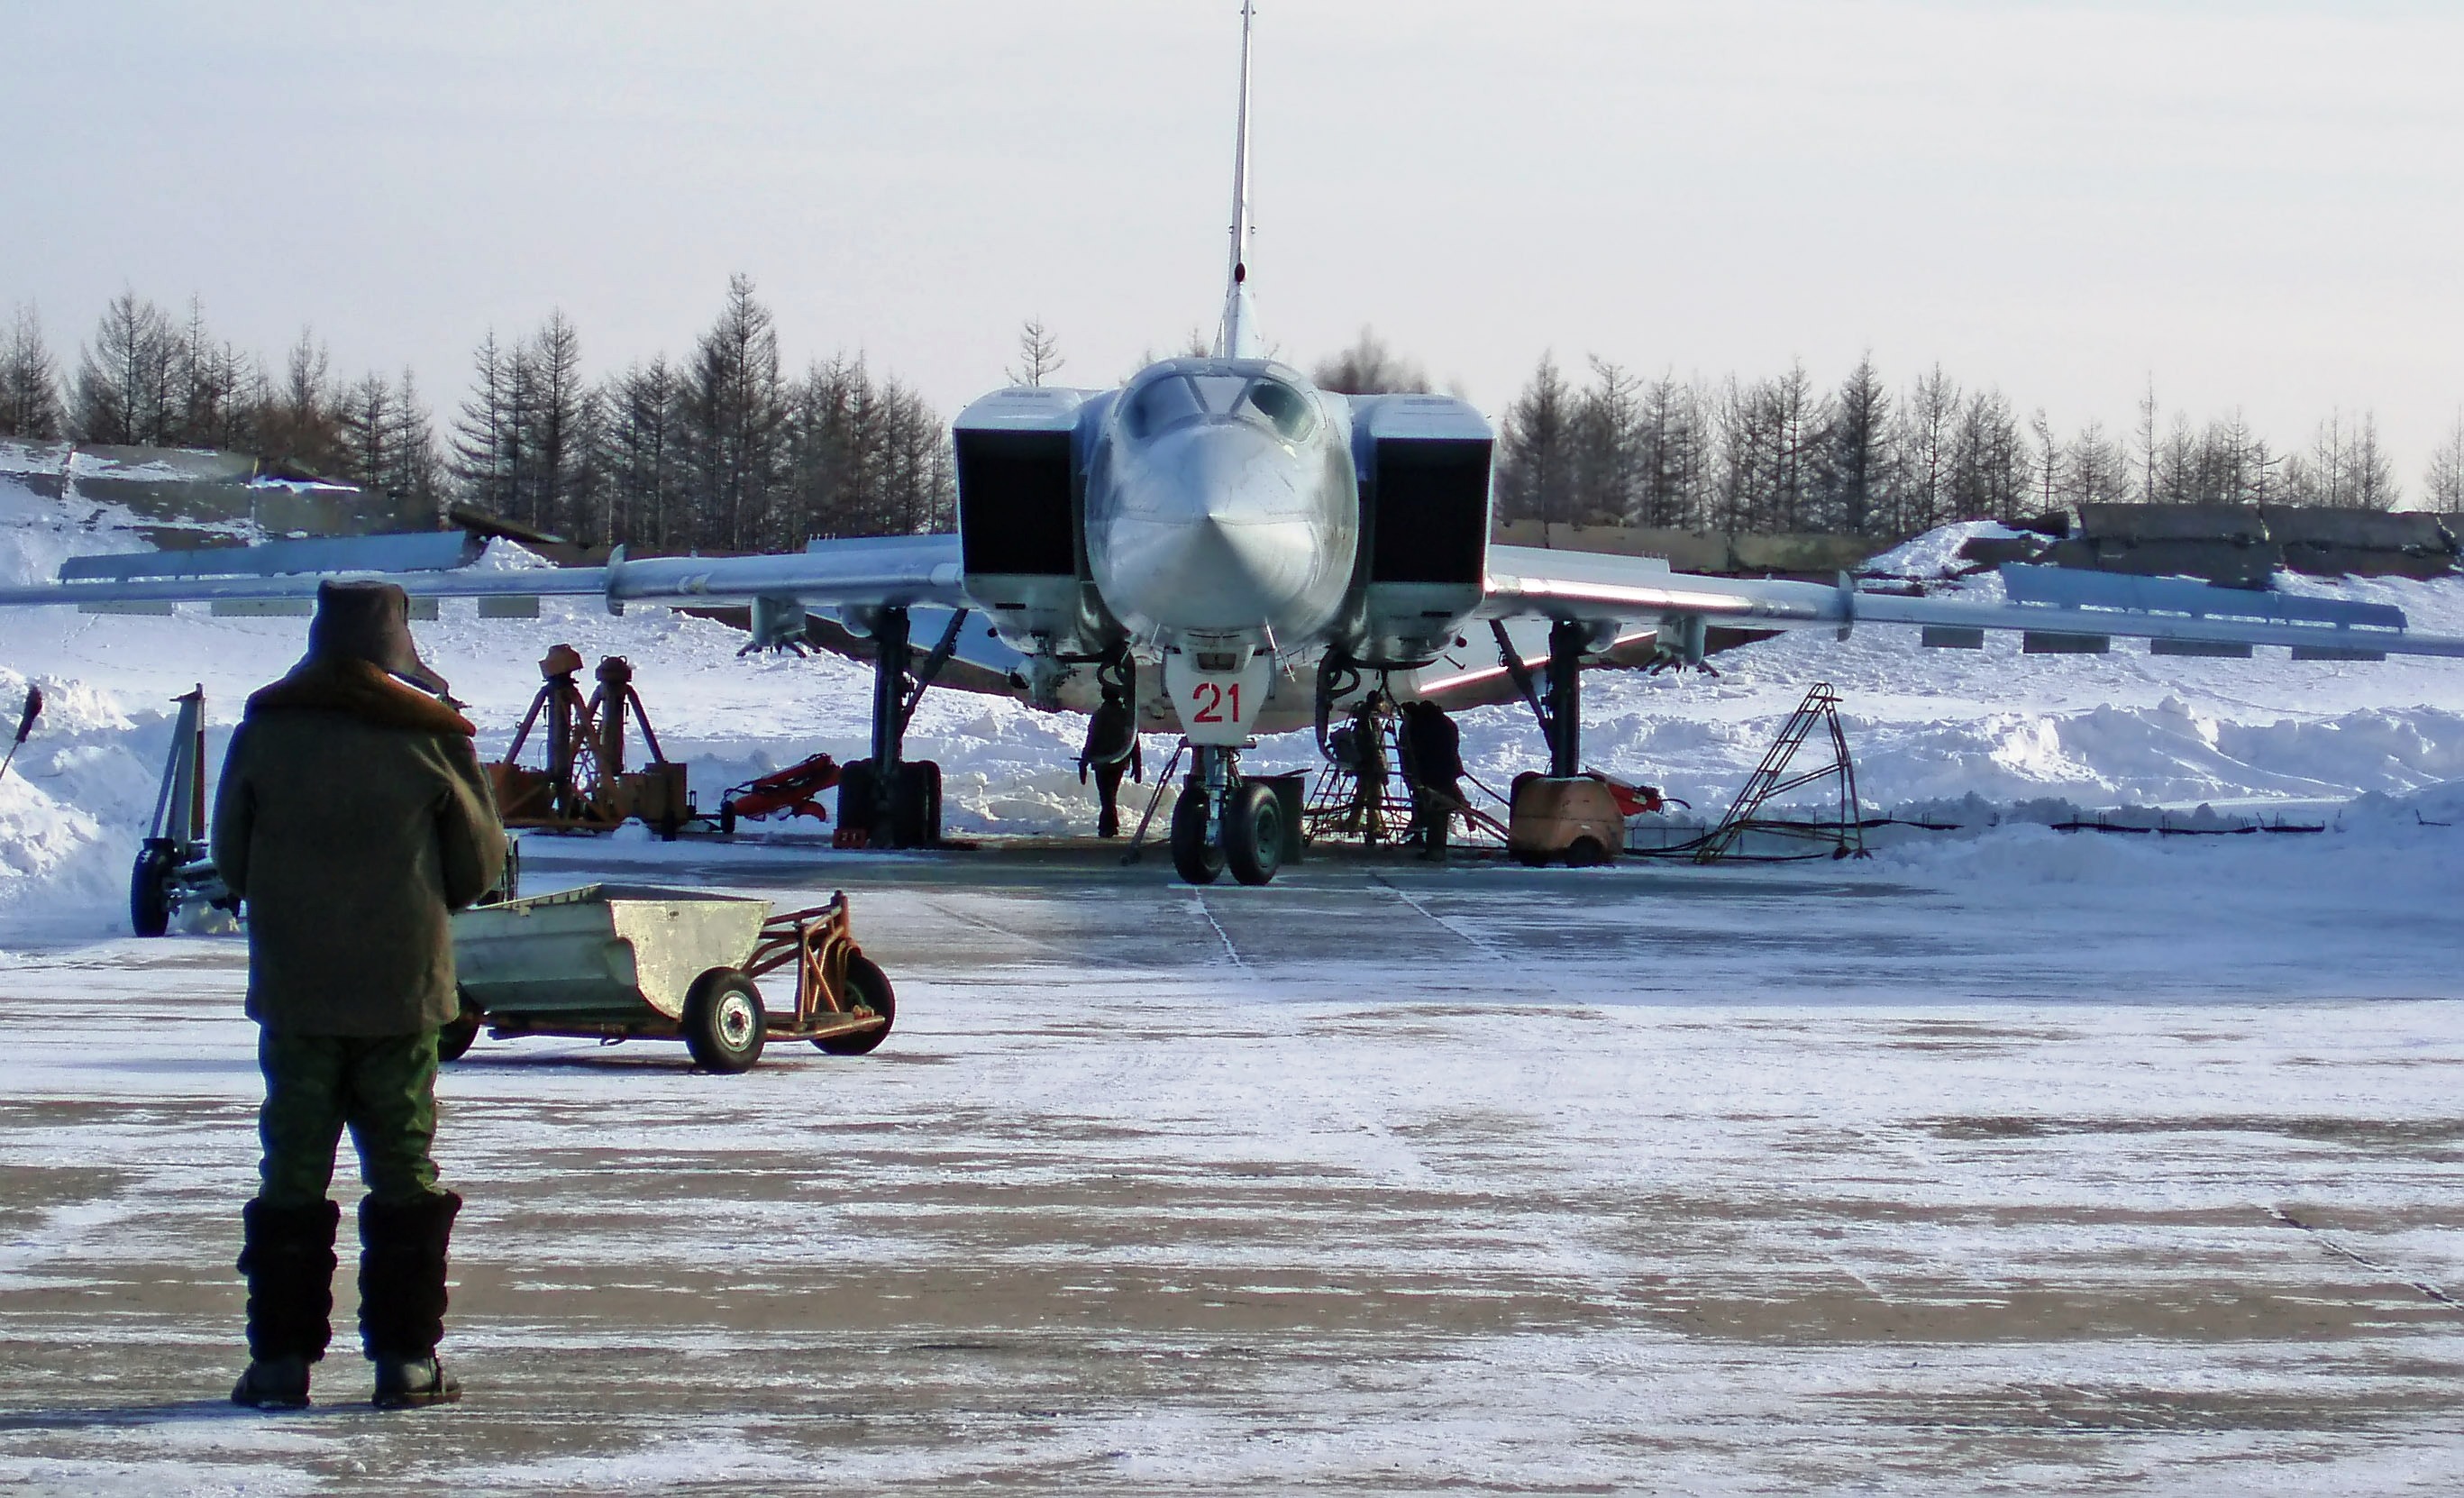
[{"xmin": 7, "ymin": 1, "xmax": 2459, "ymax": 489}]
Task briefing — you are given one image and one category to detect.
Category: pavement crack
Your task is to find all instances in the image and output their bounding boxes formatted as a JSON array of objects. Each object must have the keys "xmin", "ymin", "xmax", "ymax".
[
  {"xmin": 1366, "ymin": 872, "xmax": 1504, "ymax": 964},
  {"xmin": 2267, "ymin": 1204, "xmax": 2462, "ymax": 1311},
  {"xmin": 1188, "ymin": 891, "xmax": 1248, "ymax": 972}
]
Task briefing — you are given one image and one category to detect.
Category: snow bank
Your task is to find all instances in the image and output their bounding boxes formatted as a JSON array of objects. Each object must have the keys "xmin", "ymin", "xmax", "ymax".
[
  {"xmin": 1861, "ymin": 518, "xmax": 2025, "ymax": 579},
  {"xmin": 0, "ymin": 667, "xmax": 178, "ymax": 945}
]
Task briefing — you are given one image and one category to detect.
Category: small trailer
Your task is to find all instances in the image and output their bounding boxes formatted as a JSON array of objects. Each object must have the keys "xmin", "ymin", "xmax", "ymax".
[{"xmin": 446, "ymin": 884, "xmax": 894, "ymax": 1073}]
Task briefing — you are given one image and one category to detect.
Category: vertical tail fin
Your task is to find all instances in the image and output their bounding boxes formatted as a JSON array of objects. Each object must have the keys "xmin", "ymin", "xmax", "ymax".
[{"xmin": 1217, "ymin": 1, "xmax": 1262, "ymax": 361}]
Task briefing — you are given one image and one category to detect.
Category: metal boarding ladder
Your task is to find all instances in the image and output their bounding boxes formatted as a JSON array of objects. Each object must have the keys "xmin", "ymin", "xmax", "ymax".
[{"xmin": 1694, "ymin": 683, "xmax": 1867, "ymax": 863}]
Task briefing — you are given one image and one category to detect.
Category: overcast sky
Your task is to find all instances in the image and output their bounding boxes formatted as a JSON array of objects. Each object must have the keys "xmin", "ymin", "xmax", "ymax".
[{"xmin": 6, "ymin": 1, "xmax": 2459, "ymax": 489}]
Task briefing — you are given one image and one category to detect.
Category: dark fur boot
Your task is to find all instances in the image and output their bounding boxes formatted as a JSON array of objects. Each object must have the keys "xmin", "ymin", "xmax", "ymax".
[
  {"xmin": 359, "ymin": 1190, "xmax": 464, "ymax": 1408},
  {"xmin": 233, "ymin": 1198, "xmax": 341, "ymax": 1408}
]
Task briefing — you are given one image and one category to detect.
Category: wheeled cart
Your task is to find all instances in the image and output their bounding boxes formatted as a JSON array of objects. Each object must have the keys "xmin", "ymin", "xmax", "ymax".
[{"xmin": 445, "ymin": 884, "xmax": 894, "ymax": 1073}]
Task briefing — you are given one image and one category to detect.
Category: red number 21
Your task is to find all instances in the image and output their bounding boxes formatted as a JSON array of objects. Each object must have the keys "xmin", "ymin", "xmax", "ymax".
[{"xmin": 1191, "ymin": 682, "xmax": 1241, "ymax": 724}]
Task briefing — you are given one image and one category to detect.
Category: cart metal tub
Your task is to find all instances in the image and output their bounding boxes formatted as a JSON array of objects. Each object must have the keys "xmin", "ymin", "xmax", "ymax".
[{"xmin": 446, "ymin": 882, "xmax": 894, "ymax": 1073}]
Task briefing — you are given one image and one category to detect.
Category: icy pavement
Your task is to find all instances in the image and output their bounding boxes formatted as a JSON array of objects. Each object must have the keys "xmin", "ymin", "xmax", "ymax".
[{"xmin": 0, "ymin": 843, "xmax": 2458, "ymax": 1495}]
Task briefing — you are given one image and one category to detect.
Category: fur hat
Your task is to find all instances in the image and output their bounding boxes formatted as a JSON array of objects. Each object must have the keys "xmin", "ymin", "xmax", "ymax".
[{"xmin": 303, "ymin": 580, "xmax": 449, "ymax": 696}]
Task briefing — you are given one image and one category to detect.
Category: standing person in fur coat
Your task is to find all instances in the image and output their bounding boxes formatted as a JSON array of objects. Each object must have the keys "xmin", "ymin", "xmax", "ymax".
[{"xmin": 214, "ymin": 580, "xmax": 506, "ymax": 1410}]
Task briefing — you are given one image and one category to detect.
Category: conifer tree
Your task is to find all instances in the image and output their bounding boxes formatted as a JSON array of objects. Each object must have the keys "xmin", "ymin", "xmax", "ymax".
[
  {"xmin": 72, "ymin": 291, "xmax": 177, "ymax": 444},
  {"xmin": 680, "ymin": 274, "xmax": 786, "ymax": 551},
  {"xmin": 1008, "ymin": 319, "xmax": 1065, "ymax": 388},
  {"xmin": 2426, "ymin": 413, "xmax": 2464, "ymax": 513},
  {"xmin": 0, "ymin": 306, "xmax": 61, "ymax": 440},
  {"xmin": 1822, "ymin": 356, "xmax": 1891, "ymax": 536},
  {"xmin": 1496, "ymin": 354, "xmax": 1574, "ymax": 528},
  {"xmin": 1310, "ymin": 326, "xmax": 1428, "ymax": 395}
]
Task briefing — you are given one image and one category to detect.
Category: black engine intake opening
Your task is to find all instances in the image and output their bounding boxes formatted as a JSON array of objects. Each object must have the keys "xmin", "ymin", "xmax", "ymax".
[
  {"xmin": 1368, "ymin": 437, "xmax": 1491, "ymax": 586},
  {"xmin": 955, "ymin": 429, "xmax": 1076, "ymax": 577}
]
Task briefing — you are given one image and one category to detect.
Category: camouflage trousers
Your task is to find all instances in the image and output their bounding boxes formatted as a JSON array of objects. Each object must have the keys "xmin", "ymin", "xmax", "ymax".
[{"xmin": 256, "ymin": 1028, "xmax": 442, "ymax": 1209}]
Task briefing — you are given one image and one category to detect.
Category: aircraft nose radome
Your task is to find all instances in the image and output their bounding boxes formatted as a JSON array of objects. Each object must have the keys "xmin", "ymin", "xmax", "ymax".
[
  {"xmin": 1097, "ymin": 421, "xmax": 1331, "ymax": 632},
  {"xmin": 1104, "ymin": 509, "xmax": 1322, "ymax": 633}
]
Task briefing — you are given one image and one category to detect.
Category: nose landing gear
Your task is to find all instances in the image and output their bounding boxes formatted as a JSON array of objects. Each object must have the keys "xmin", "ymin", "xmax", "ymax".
[{"xmin": 1169, "ymin": 744, "xmax": 1283, "ymax": 886}]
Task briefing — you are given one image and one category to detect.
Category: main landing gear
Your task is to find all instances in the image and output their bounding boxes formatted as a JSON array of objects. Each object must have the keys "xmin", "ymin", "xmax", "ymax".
[
  {"xmin": 837, "ymin": 605, "xmax": 967, "ymax": 849},
  {"xmin": 1169, "ymin": 744, "xmax": 1284, "ymax": 887}
]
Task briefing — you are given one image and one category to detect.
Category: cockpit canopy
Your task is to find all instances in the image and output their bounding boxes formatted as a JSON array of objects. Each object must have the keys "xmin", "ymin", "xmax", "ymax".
[{"xmin": 1120, "ymin": 365, "xmax": 1319, "ymax": 444}]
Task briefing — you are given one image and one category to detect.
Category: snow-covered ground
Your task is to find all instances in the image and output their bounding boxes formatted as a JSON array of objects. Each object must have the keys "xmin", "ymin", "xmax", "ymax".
[
  {"xmin": 0, "ymin": 851, "xmax": 2459, "ymax": 1494},
  {"xmin": 3, "ymin": 489, "xmax": 2462, "ymax": 1493}
]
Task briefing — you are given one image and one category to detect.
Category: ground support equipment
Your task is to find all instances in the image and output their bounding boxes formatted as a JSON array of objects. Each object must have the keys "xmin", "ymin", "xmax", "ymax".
[
  {"xmin": 445, "ymin": 884, "xmax": 893, "ymax": 1073},
  {"xmin": 1505, "ymin": 774, "xmax": 1626, "ymax": 866},
  {"xmin": 1303, "ymin": 713, "xmax": 1415, "ymax": 847},
  {"xmin": 1693, "ymin": 682, "xmax": 1867, "ymax": 863},
  {"xmin": 717, "ymin": 752, "xmax": 843, "ymax": 833},
  {"xmin": 491, "ymin": 648, "xmax": 693, "ymax": 837},
  {"xmin": 130, "ymin": 685, "xmax": 233, "ymax": 936}
]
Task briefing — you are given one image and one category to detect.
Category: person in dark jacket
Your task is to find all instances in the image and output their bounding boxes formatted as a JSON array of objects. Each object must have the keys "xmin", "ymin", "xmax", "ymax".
[
  {"xmin": 1078, "ymin": 683, "xmax": 1143, "ymax": 837},
  {"xmin": 214, "ymin": 581, "xmax": 506, "ymax": 1411},
  {"xmin": 1399, "ymin": 699, "xmax": 1465, "ymax": 861}
]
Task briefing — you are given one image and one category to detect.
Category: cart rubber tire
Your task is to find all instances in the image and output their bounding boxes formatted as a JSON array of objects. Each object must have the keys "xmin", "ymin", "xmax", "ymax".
[
  {"xmin": 438, "ymin": 990, "xmax": 482, "ymax": 1064},
  {"xmin": 1223, "ymin": 781, "xmax": 1282, "ymax": 886},
  {"xmin": 1170, "ymin": 781, "xmax": 1223, "ymax": 885},
  {"xmin": 814, "ymin": 954, "xmax": 896, "ymax": 1055},
  {"xmin": 682, "ymin": 968, "xmax": 767, "ymax": 1073},
  {"xmin": 129, "ymin": 840, "xmax": 176, "ymax": 937},
  {"xmin": 1565, "ymin": 836, "xmax": 1611, "ymax": 868}
]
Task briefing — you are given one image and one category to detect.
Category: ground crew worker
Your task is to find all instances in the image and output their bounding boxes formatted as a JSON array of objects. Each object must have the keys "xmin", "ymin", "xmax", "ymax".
[
  {"xmin": 1078, "ymin": 682, "xmax": 1143, "ymax": 837},
  {"xmin": 215, "ymin": 580, "xmax": 506, "ymax": 1411},
  {"xmin": 1399, "ymin": 699, "xmax": 1465, "ymax": 861},
  {"xmin": 1337, "ymin": 690, "xmax": 1395, "ymax": 842}
]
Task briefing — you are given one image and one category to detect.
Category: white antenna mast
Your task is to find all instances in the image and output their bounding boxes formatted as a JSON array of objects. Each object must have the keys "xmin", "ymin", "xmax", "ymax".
[{"xmin": 1217, "ymin": 0, "xmax": 1261, "ymax": 360}]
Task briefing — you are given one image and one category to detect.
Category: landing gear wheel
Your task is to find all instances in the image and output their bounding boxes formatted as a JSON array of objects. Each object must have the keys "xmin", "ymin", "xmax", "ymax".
[
  {"xmin": 1223, "ymin": 781, "xmax": 1283, "ymax": 886},
  {"xmin": 1170, "ymin": 781, "xmax": 1225, "ymax": 885},
  {"xmin": 682, "ymin": 968, "xmax": 767, "ymax": 1073},
  {"xmin": 835, "ymin": 760, "xmax": 876, "ymax": 843},
  {"xmin": 438, "ymin": 989, "xmax": 482, "ymax": 1063},
  {"xmin": 815, "ymin": 954, "xmax": 896, "ymax": 1055},
  {"xmin": 897, "ymin": 760, "xmax": 944, "ymax": 848},
  {"xmin": 129, "ymin": 840, "xmax": 177, "ymax": 937}
]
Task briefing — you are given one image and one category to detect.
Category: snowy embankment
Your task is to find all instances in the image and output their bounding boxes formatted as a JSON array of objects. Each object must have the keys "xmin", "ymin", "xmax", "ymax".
[{"xmin": 5, "ymin": 482, "xmax": 2464, "ymax": 943}]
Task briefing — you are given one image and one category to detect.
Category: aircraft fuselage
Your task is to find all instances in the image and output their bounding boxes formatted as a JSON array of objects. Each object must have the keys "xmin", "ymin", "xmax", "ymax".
[{"xmin": 1085, "ymin": 358, "xmax": 1357, "ymax": 654}]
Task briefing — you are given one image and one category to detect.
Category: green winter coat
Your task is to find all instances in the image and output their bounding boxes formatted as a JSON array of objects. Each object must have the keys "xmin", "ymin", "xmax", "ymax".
[{"xmin": 212, "ymin": 658, "xmax": 506, "ymax": 1036}]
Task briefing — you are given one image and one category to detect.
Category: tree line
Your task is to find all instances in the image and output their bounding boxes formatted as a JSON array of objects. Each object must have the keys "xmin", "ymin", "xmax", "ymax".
[
  {"xmin": 1470, "ymin": 351, "xmax": 2463, "ymax": 538},
  {"xmin": 0, "ymin": 277, "xmax": 954, "ymax": 553},
  {"xmin": 11, "ymin": 295, "xmax": 2463, "ymax": 551}
]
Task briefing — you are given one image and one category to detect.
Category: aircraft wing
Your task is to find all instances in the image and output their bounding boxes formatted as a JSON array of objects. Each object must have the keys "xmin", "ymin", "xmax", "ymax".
[
  {"xmin": 1475, "ymin": 543, "xmax": 2464, "ymax": 662},
  {"xmin": 0, "ymin": 533, "xmax": 969, "ymax": 611}
]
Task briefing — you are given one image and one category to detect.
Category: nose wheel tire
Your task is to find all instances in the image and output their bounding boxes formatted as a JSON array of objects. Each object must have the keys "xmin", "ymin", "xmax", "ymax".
[
  {"xmin": 682, "ymin": 968, "xmax": 768, "ymax": 1073},
  {"xmin": 1223, "ymin": 781, "xmax": 1283, "ymax": 886},
  {"xmin": 1170, "ymin": 782, "xmax": 1224, "ymax": 885}
]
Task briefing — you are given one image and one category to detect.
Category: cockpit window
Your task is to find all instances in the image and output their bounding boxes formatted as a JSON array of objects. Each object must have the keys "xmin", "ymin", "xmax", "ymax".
[
  {"xmin": 1191, "ymin": 375, "xmax": 1248, "ymax": 414},
  {"xmin": 1246, "ymin": 378, "xmax": 1316, "ymax": 442},
  {"xmin": 1123, "ymin": 376, "xmax": 1204, "ymax": 440}
]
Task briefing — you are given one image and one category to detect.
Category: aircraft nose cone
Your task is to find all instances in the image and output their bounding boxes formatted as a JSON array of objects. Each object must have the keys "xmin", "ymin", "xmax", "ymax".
[{"xmin": 1097, "ymin": 423, "xmax": 1333, "ymax": 635}]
